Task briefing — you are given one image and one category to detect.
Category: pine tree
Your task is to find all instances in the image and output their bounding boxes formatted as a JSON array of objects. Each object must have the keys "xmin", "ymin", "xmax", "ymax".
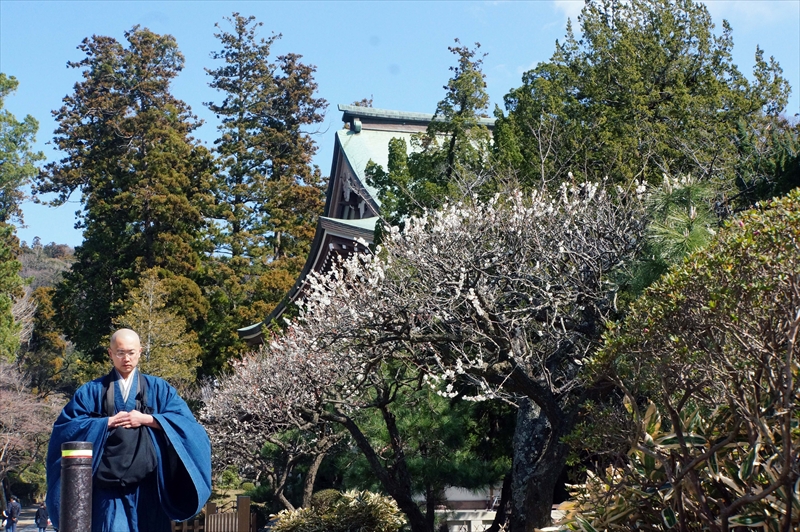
[
  {"xmin": 0, "ymin": 73, "xmax": 44, "ymax": 224},
  {"xmin": 34, "ymin": 27, "xmax": 214, "ymax": 362},
  {"xmin": 201, "ymin": 13, "xmax": 327, "ymax": 372},
  {"xmin": 367, "ymin": 40, "xmax": 492, "ymax": 227}
]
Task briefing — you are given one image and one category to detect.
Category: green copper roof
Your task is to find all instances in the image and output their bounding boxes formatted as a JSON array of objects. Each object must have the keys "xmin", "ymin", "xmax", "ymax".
[{"xmin": 337, "ymin": 128, "xmax": 418, "ymax": 207}]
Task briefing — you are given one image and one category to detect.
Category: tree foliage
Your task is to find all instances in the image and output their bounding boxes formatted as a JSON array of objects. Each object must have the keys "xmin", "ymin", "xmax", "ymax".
[
  {"xmin": 34, "ymin": 26, "xmax": 214, "ymax": 361},
  {"xmin": 114, "ymin": 269, "xmax": 201, "ymax": 385},
  {"xmin": 570, "ymin": 189, "xmax": 800, "ymax": 531},
  {"xmin": 18, "ymin": 287, "xmax": 70, "ymax": 395},
  {"xmin": 0, "ymin": 225, "xmax": 23, "ymax": 360},
  {"xmin": 734, "ymin": 116, "xmax": 800, "ymax": 206},
  {"xmin": 0, "ymin": 73, "xmax": 44, "ymax": 225},
  {"xmin": 0, "ymin": 74, "xmax": 40, "ymax": 363},
  {"xmin": 201, "ymin": 13, "xmax": 327, "ymax": 372},
  {"xmin": 338, "ymin": 378, "xmax": 512, "ymax": 527},
  {"xmin": 494, "ymin": 0, "xmax": 791, "ymax": 193},
  {"xmin": 625, "ymin": 174, "xmax": 718, "ymax": 296},
  {"xmin": 0, "ymin": 360, "xmax": 60, "ymax": 503}
]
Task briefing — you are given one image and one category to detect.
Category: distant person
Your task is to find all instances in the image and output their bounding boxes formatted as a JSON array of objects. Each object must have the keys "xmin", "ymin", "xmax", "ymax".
[
  {"xmin": 5, "ymin": 497, "xmax": 20, "ymax": 532},
  {"xmin": 35, "ymin": 502, "xmax": 49, "ymax": 532},
  {"xmin": 46, "ymin": 328, "xmax": 211, "ymax": 532}
]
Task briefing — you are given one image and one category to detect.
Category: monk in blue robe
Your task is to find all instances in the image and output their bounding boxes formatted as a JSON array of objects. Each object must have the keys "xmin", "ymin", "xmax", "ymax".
[{"xmin": 46, "ymin": 329, "xmax": 212, "ymax": 532}]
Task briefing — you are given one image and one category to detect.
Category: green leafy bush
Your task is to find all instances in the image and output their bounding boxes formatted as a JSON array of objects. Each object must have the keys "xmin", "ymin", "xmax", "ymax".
[
  {"xmin": 564, "ymin": 402, "xmax": 800, "ymax": 530},
  {"xmin": 217, "ymin": 465, "xmax": 241, "ymax": 490},
  {"xmin": 565, "ymin": 190, "xmax": 800, "ymax": 530},
  {"xmin": 309, "ymin": 489, "xmax": 342, "ymax": 511},
  {"xmin": 270, "ymin": 490, "xmax": 406, "ymax": 532}
]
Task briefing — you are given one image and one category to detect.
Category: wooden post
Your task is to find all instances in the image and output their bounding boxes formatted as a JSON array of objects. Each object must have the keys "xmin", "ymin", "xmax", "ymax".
[
  {"xmin": 237, "ymin": 496, "xmax": 250, "ymax": 532},
  {"xmin": 204, "ymin": 501, "xmax": 216, "ymax": 532}
]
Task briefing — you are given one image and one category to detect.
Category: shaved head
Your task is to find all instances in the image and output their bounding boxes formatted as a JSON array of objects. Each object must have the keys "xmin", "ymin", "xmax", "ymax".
[{"xmin": 110, "ymin": 328, "xmax": 141, "ymax": 349}]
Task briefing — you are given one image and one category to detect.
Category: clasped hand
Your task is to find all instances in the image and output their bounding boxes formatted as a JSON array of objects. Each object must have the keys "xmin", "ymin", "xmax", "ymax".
[{"xmin": 108, "ymin": 410, "xmax": 151, "ymax": 429}]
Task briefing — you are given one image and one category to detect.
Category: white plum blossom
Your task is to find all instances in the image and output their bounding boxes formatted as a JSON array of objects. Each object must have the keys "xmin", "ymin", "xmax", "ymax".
[
  {"xmin": 203, "ymin": 183, "xmax": 646, "ymax": 523},
  {"xmin": 210, "ymin": 179, "xmax": 645, "ymax": 409}
]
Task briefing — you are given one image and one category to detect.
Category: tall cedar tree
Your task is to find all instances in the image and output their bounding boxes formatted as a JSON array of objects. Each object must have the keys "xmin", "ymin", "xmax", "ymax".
[
  {"xmin": 21, "ymin": 287, "xmax": 68, "ymax": 395},
  {"xmin": 0, "ymin": 74, "xmax": 37, "ymax": 359},
  {"xmin": 0, "ymin": 74, "xmax": 44, "ymax": 225},
  {"xmin": 494, "ymin": 0, "xmax": 791, "ymax": 194},
  {"xmin": 34, "ymin": 27, "xmax": 215, "ymax": 362},
  {"xmin": 202, "ymin": 13, "xmax": 327, "ymax": 372},
  {"xmin": 367, "ymin": 41, "xmax": 491, "ymax": 228}
]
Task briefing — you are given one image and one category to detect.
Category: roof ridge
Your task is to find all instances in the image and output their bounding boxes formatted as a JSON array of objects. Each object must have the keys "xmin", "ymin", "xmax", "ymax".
[
  {"xmin": 338, "ymin": 104, "xmax": 495, "ymax": 126},
  {"xmin": 338, "ymin": 104, "xmax": 434, "ymax": 122}
]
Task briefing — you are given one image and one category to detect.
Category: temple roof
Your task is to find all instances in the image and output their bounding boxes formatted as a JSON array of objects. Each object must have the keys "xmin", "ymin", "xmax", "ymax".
[{"xmin": 237, "ymin": 104, "xmax": 495, "ymax": 345}]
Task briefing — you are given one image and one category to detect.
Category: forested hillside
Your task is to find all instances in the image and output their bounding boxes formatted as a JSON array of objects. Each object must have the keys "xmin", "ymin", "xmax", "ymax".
[{"xmin": 19, "ymin": 238, "xmax": 73, "ymax": 290}]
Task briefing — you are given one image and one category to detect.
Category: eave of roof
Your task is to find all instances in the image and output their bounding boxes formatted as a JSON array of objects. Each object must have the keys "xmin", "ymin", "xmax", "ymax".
[
  {"xmin": 339, "ymin": 104, "xmax": 438, "ymax": 125},
  {"xmin": 320, "ymin": 215, "xmax": 380, "ymax": 234},
  {"xmin": 237, "ymin": 216, "xmax": 380, "ymax": 339}
]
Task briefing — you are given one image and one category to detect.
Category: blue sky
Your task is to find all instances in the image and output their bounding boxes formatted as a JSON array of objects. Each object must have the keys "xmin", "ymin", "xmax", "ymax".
[{"xmin": 1, "ymin": 0, "xmax": 798, "ymax": 247}]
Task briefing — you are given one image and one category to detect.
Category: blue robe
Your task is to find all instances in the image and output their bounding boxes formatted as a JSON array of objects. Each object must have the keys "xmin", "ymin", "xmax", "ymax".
[{"xmin": 46, "ymin": 372, "xmax": 211, "ymax": 532}]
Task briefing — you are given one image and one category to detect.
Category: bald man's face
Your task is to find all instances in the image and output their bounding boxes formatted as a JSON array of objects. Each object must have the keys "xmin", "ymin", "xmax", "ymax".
[{"xmin": 108, "ymin": 332, "xmax": 141, "ymax": 378}]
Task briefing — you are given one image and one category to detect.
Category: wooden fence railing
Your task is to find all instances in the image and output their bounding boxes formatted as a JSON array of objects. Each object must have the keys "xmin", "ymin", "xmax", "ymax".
[
  {"xmin": 172, "ymin": 496, "xmax": 256, "ymax": 532},
  {"xmin": 172, "ymin": 519, "xmax": 205, "ymax": 532}
]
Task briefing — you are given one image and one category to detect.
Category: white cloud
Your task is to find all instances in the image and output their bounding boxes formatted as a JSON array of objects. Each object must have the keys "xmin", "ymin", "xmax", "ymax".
[
  {"xmin": 553, "ymin": 0, "xmax": 584, "ymax": 21},
  {"xmin": 493, "ymin": 63, "xmax": 511, "ymax": 76}
]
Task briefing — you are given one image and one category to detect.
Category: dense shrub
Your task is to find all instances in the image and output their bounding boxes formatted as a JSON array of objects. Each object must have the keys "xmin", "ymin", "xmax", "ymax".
[
  {"xmin": 270, "ymin": 490, "xmax": 406, "ymax": 532},
  {"xmin": 565, "ymin": 190, "xmax": 800, "ymax": 531}
]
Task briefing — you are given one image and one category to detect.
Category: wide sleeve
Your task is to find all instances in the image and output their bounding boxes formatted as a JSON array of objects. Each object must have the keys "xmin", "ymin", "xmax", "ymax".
[
  {"xmin": 45, "ymin": 380, "xmax": 108, "ymax": 529},
  {"xmin": 146, "ymin": 376, "xmax": 212, "ymax": 522}
]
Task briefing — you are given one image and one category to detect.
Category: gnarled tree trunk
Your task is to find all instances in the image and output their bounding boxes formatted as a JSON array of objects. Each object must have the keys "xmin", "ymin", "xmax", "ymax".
[{"xmin": 510, "ymin": 399, "xmax": 570, "ymax": 532}]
